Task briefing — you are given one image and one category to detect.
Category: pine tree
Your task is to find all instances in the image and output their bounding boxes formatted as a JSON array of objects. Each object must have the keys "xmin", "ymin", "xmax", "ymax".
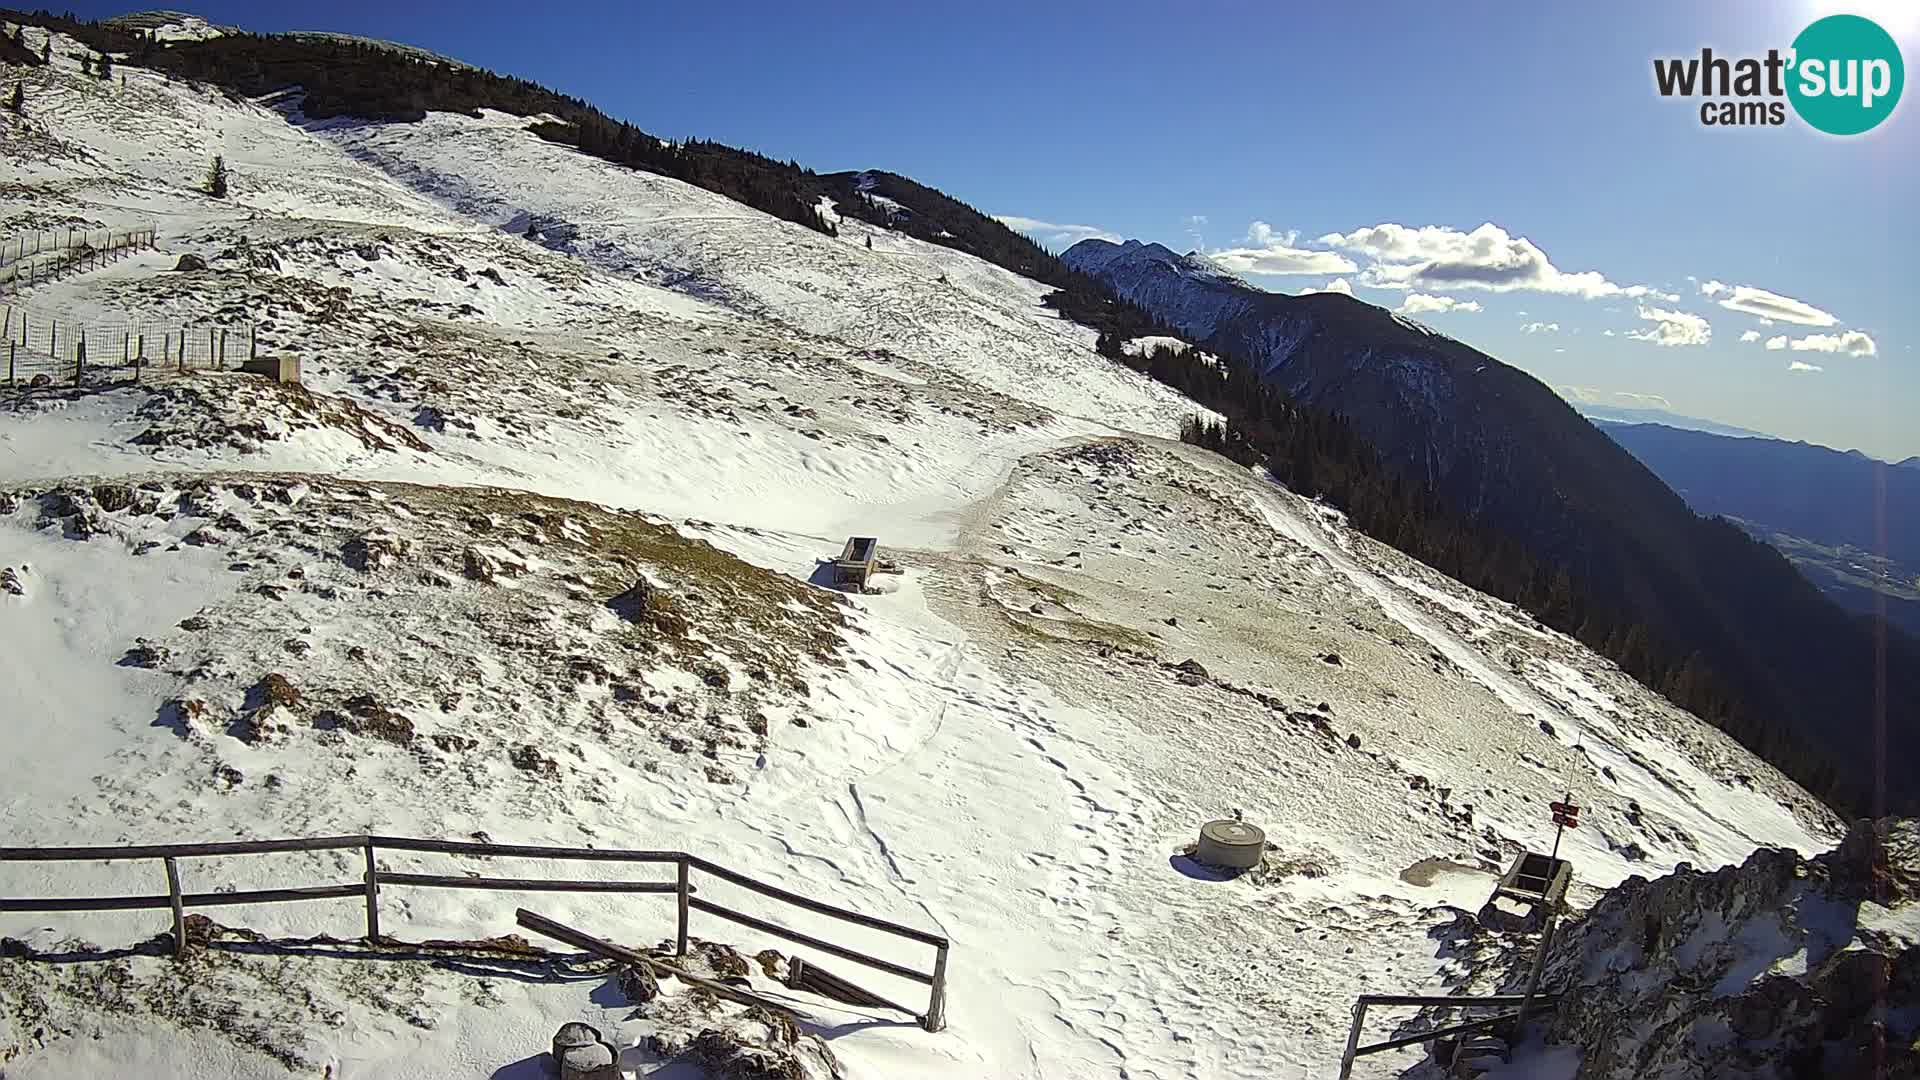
[
  {"xmin": 7, "ymin": 81, "xmax": 21, "ymax": 114},
  {"xmin": 206, "ymin": 155, "xmax": 229, "ymax": 198},
  {"xmin": 80, "ymin": 53, "xmax": 92, "ymax": 76},
  {"xmin": 40, "ymin": 38, "xmax": 51, "ymax": 64},
  {"xmin": 96, "ymin": 51, "xmax": 112, "ymax": 80}
]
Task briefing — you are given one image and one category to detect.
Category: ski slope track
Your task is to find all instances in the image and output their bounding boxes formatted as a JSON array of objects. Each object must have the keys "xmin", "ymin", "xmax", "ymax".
[{"xmin": 1, "ymin": 25, "xmax": 1840, "ymax": 1079}]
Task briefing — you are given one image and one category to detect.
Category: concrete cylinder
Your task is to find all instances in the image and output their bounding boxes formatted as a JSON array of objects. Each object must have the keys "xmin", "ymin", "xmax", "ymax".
[{"xmin": 1196, "ymin": 818, "xmax": 1265, "ymax": 870}]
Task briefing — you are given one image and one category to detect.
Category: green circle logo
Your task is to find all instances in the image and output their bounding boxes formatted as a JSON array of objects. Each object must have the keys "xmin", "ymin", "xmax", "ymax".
[{"xmin": 1787, "ymin": 14, "xmax": 1904, "ymax": 135}]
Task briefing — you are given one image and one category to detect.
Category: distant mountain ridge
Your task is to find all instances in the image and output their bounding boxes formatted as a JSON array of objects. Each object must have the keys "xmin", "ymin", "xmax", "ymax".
[
  {"xmin": 1064, "ymin": 235, "xmax": 1920, "ymax": 812},
  {"xmin": 1573, "ymin": 405, "xmax": 1773, "ymax": 440},
  {"xmin": 1597, "ymin": 421, "xmax": 1920, "ymax": 635}
]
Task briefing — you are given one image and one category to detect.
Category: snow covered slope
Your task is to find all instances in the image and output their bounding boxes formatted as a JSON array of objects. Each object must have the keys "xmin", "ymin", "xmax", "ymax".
[{"xmin": 2, "ymin": 26, "xmax": 1839, "ymax": 1079}]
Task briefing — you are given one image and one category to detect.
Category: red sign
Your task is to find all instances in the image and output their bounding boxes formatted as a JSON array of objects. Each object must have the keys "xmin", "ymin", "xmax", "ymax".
[
  {"xmin": 1552, "ymin": 812, "xmax": 1579, "ymax": 829},
  {"xmin": 1550, "ymin": 801, "xmax": 1580, "ymax": 816}
]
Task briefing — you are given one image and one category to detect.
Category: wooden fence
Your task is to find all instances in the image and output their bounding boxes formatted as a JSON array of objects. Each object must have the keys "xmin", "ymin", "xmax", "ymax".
[
  {"xmin": 0, "ymin": 225, "xmax": 157, "ymax": 294},
  {"xmin": 2, "ymin": 305, "xmax": 258, "ymax": 387},
  {"xmin": 0, "ymin": 833, "xmax": 951, "ymax": 1032}
]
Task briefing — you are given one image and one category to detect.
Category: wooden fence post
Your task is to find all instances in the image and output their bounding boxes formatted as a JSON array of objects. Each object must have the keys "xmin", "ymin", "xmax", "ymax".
[
  {"xmin": 7, "ymin": 342, "xmax": 13, "ymax": 387},
  {"xmin": 208, "ymin": 327, "xmax": 216, "ymax": 369},
  {"xmin": 362, "ymin": 840, "xmax": 381, "ymax": 942},
  {"xmin": 74, "ymin": 331, "xmax": 84, "ymax": 387},
  {"xmin": 676, "ymin": 857, "xmax": 691, "ymax": 957},
  {"xmin": 163, "ymin": 857, "xmax": 187, "ymax": 961},
  {"xmin": 924, "ymin": 941, "xmax": 950, "ymax": 1032},
  {"xmin": 134, "ymin": 334, "xmax": 142, "ymax": 383}
]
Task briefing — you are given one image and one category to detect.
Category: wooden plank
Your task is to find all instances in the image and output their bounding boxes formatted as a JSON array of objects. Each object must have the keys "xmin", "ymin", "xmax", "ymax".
[
  {"xmin": 1354, "ymin": 1012, "xmax": 1520, "ymax": 1058},
  {"xmin": 362, "ymin": 840, "xmax": 381, "ymax": 941},
  {"xmin": 689, "ymin": 896, "xmax": 932, "ymax": 986},
  {"xmin": 182, "ymin": 883, "xmax": 366, "ymax": 908},
  {"xmin": 676, "ymin": 857, "xmax": 690, "ymax": 957},
  {"xmin": 0, "ymin": 835, "xmax": 369, "ymax": 862},
  {"xmin": 1, "ymin": 882, "xmax": 364, "ymax": 913},
  {"xmin": 368, "ymin": 835, "xmax": 680, "ymax": 863},
  {"xmin": 164, "ymin": 857, "xmax": 186, "ymax": 960},
  {"xmin": 1, "ymin": 893, "xmax": 176, "ymax": 912},
  {"xmin": 925, "ymin": 941, "xmax": 949, "ymax": 1032},
  {"xmin": 786, "ymin": 956, "xmax": 919, "ymax": 1018},
  {"xmin": 1354, "ymin": 993, "xmax": 1558, "ymax": 1008},
  {"xmin": 515, "ymin": 908, "xmax": 796, "ymax": 1018},
  {"xmin": 685, "ymin": 856, "xmax": 946, "ymax": 947},
  {"xmin": 378, "ymin": 872, "xmax": 681, "ymax": 894}
]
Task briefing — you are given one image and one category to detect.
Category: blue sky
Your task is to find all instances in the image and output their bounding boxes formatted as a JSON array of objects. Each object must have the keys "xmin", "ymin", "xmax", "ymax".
[{"xmin": 73, "ymin": 0, "xmax": 1919, "ymax": 459}]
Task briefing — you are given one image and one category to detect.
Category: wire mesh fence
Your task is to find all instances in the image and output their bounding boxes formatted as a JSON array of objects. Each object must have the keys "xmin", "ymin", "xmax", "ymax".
[
  {"xmin": 0, "ymin": 226, "xmax": 158, "ymax": 294},
  {"xmin": 2, "ymin": 304, "xmax": 258, "ymax": 388}
]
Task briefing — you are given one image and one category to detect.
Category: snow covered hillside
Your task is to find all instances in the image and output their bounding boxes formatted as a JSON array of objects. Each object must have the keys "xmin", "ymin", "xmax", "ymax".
[{"xmin": 2, "ymin": 25, "xmax": 1841, "ymax": 1080}]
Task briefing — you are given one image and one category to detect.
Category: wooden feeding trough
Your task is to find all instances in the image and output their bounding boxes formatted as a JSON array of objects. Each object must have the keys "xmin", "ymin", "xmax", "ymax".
[
  {"xmin": 1491, "ymin": 851, "xmax": 1572, "ymax": 912},
  {"xmin": 835, "ymin": 536, "xmax": 880, "ymax": 589}
]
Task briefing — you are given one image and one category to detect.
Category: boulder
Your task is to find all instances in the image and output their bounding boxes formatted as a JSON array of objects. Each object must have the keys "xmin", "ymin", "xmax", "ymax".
[
  {"xmin": 551, "ymin": 1023, "xmax": 619, "ymax": 1080},
  {"xmin": 617, "ymin": 961, "xmax": 660, "ymax": 1004},
  {"xmin": 172, "ymin": 253, "xmax": 208, "ymax": 272},
  {"xmin": 342, "ymin": 530, "xmax": 410, "ymax": 572}
]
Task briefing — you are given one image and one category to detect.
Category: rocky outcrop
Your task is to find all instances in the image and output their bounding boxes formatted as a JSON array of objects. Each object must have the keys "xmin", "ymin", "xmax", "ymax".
[{"xmin": 1518, "ymin": 817, "xmax": 1920, "ymax": 1079}]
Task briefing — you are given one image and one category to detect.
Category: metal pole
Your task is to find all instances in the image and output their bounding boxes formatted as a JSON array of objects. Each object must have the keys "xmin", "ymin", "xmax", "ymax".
[
  {"xmin": 1513, "ymin": 906, "xmax": 1561, "ymax": 1042},
  {"xmin": 1338, "ymin": 999, "xmax": 1367, "ymax": 1079},
  {"xmin": 676, "ymin": 857, "xmax": 690, "ymax": 957},
  {"xmin": 924, "ymin": 942, "xmax": 950, "ymax": 1032},
  {"xmin": 163, "ymin": 857, "xmax": 187, "ymax": 960},
  {"xmin": 362, "ymin": 840, "xmax": 381, "ymax": 942}
]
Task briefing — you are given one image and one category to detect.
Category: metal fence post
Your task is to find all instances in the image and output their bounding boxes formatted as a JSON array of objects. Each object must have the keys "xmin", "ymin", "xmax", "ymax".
[
  {"xmin": 362, "ymin": 840, "xmax": 381, "ymax": 942},
  {"xmin": 676, "ymin": 857, "xmax": 690, "ymax": 957},
  {"xmin": 924, "ymin": 942, "xmax": 950, "ymax": 1032},
  {"xmin": 163, "ymin": 857, "xmax": 187, "ymax": 960}
]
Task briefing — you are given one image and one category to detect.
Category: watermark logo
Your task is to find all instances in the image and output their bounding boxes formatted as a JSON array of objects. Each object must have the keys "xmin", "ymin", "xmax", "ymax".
[{"xmin": 1654, "ymin": 14, "xmax": 1904, "ymax": 134}]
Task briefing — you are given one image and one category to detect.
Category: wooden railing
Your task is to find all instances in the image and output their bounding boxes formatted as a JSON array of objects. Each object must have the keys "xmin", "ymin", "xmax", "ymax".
[
  {"xmin": 1337, "ymin": 992, "xmax": 1562, "ymax": 1078},
  {"xmin": 0, "ymin": 833, "xmax": 950, "ymax": 1031}
]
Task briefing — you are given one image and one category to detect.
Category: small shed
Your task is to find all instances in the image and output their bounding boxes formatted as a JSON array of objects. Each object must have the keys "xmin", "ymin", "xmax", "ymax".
[{"xmin": 834, "ymin": 537, "xmax": 880, "ymax": 589}]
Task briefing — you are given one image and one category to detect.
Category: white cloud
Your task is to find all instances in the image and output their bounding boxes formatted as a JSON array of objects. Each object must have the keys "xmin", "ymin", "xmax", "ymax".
[
  {"xmin": 994, "ymin": 215, "xmax": 1122, "ymax": 247},
  {"xmin": 1765, "ymin": 335, "xmax": 1789, "ymax": 350},
  {"xmin": 1521, "ymin": 321, "xmax": 1560, "ymax": 334},
  {"xmin": 1788, "ymin": 359, "xmax": 1824, "ymax": 372},
  {"xmin": 1315, "ymin": 222, "xmax": 1672, "ymax": 300},
  {"xmin": 1739, "ymin": 329, "xmax": 1761, "ymax": 342},
  {"xmin": 1299, "ymin": 277, "xmax": 1354, "ymax": 296},
  {"xmin": 1626, "ymin": 305, "xmax": 1712, "ymax": 347},
  {"xmin": 1715, "ymin": 285, "xmax": 1838, "ymax": 327},
  {"xmin": 1560, "ymin": 386, "xmax": 1673, "ymax": 409},
  {"xmin": 1397, "ymin": 292, "xmax": 1482, "ymax": 315},
  {"xmin": 1700, "ymin": 279, "xmax": 1728, "ymax": 297},
  {"xmin": 1787, "ymin": 330, "xmax": 1878, "ymax": 356},
  {"xmin": 1602, "ymin": 329, "xmax": 1616, "ymax": 337},
  {"xmin": 1185, "ymin": 214, "xmax": 1209, "ymax": 227},
  {"xmin": 1210, "ymin": 221, "xmax": 1359, "ymax": 277}
]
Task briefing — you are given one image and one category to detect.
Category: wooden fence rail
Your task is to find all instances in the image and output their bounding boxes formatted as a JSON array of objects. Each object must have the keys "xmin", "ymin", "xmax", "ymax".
[{"xmin": 0, "ymin": 833, "xmax": 950, "ymax": 1031}]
